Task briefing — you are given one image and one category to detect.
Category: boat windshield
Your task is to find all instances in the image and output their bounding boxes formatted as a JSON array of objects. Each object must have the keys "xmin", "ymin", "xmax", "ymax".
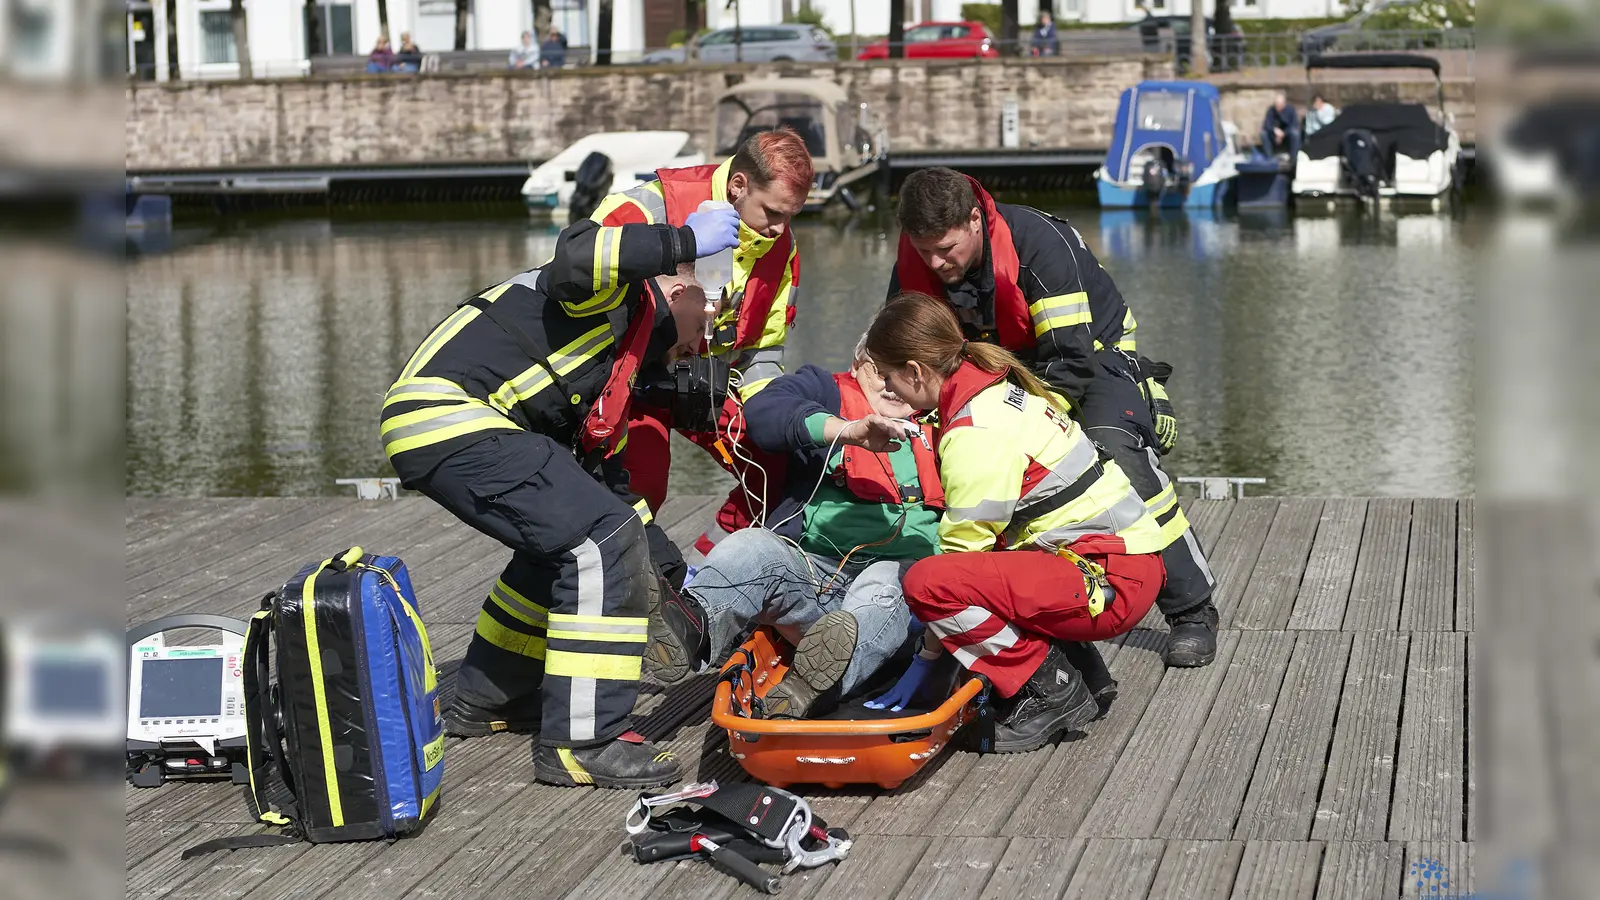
[
  {"xmin": 715, "ymin": 93, "xmax": 829, "ymax": 156},
  {"xmin": 1135, "ymin": 91, "xmax": 1188, "ymax": 132}
]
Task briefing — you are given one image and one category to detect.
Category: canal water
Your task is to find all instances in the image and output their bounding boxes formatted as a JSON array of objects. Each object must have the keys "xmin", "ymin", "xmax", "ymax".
[{"xmin": 126, "ymin": 204, "xmax": 1475, "ymax": 499}]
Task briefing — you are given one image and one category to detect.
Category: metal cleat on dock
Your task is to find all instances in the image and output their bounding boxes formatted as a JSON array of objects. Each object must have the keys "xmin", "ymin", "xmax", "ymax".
[
  {"xmin": 334, "ymin": 477, "xmax": 402, "ymax": 500},
  {"xmin": 1178, "ymin": 476, "xmax": 1266, "ymax": 500}
]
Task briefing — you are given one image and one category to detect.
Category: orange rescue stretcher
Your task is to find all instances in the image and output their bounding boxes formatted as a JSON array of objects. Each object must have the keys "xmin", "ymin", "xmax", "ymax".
[{"xmin": 711, "ymin": 628, "xmax": 989, "ymax": 789}]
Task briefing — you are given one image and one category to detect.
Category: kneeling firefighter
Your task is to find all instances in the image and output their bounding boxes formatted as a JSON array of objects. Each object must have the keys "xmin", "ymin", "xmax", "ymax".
[
  {"xmin": 381, "ymin": 203, "xmax": 743, "ymax": 788},
  {"xmin": 594, "ymin": 129, "xmax": 813, "ymax": 571},
  {"xmin": 858, "ymin": 293, "xmax": 1164, "ymax": 752},
  {"xmin": 889, "ymin": 167, "xmax": 1220, "ymax": 668},
  {"xmin": 644, "ymin": 331, "xmax": 943, "ymax": 719}
]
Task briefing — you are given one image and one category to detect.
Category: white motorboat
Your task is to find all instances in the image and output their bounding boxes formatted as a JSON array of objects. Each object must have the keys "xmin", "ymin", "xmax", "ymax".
[{"xmin": 521, "ymin": 131, "xmax": 705, "ymax": 218}]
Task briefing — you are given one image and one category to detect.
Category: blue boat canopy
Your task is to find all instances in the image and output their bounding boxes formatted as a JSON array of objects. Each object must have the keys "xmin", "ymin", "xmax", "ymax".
[{"xmin": 1106, "ymin": 81, "xmax": 1228, "ymax": 182}]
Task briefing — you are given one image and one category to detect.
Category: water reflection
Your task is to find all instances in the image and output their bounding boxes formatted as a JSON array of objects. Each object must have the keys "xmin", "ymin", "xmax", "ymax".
[{"xmin": 126, "ymin": 206, "xmax": 1474, "ymax": 498}]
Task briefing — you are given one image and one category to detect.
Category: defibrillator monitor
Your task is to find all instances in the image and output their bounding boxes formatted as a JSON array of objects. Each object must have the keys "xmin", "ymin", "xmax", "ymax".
[
  {"xmin": 126, "ymin": 615, "xmax": 248, "ymax": 757},
  {"xmin": 4, "ymin": 619, "xmax": 124, "ymax": 753}
]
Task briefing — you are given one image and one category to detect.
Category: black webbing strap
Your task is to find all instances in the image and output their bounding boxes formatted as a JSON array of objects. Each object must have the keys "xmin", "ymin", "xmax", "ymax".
[
  {"xmin": 1002, "ymin": 457, "xmax": 1107, "ymax": 545},
  {"xmin": 656, "ymin": 782, "xmax": 829, "ymax": 845},
  {"xmin": 461, "ymin": 294, "xmax": 585, "ymax": 434},
  {"xmin": 180, "ymin": 833, "xmax": 303, "ymax": 860},
  {"xmin": 968, "ymin": 677, "xmax": 998, "ymax": 754}
]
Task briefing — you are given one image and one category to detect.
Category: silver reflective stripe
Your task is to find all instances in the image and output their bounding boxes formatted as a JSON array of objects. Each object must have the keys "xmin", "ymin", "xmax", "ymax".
[
  {"xmin": 597, "ymin": 228, "xmax": 618, "ymax": 290},
  {"xmin": 1030, "ymin": 486, "xmax": 1149, "ymax": 549},
  {"xmin": 569, "ymin": 538, "xmax": 605, "ymax": 742},
  {"xmin": 504, "ymin": 325, "xmax": 615, "ymax": 399},
  {"xmin": 565, "ymin": 620, "xmax": 648, "ymax": 636},
  {"xmin": 491, "ymin": 581, "xmax": 549, "ymax": 626},
  {"xmin": 950, "ymin": 624, "xmax": 1020, "ymax": 668},
  {"xmin": 385, "ymin": 380, "xmax": 475, "ymax": 404},
  {"xmin": 1018, "ymin": 433, "xmax": 1100, "ymax": 503},
  {"xmin": 380, "ymin": 404, "xmax": 511, "ymax": 444},
  {"xmin": 626, "ymin": 183, "xmax": 666, "ymax": 222},
  {"xmin": 945, "ymin": 497, "xmax": 1018, "ymax": 524},
  {"xmin": 507, "ymin": 269, "xmax": 543, "ymax": 291},
  {"xmin": 926, "ymin": 606, "xmax": 996, "ymax": 640},
  {"xmin": 1032, "ymin": 295, "xmax": 1090, "ymax": 321}
]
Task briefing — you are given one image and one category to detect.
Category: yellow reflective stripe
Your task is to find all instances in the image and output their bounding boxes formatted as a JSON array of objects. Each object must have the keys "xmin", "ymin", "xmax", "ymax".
[
  {"xmin": 562, "ymin": 283, "xmax": 626, "ymax": 317},
  {"xmin": 400, "ymin": 306, "xmax": 477, "ymax": 380},
  {"xmin": 384, "ymin": 416, "xmax": 520, "ymax": 458},
  {"xmin": 544, "ymin": 649, "xmax": 642, "ymax": 680},
  {"xmin": 592, "ymin": 190, "xmax": 654, "ymax": 225},
  {"xmin": 422, "ymin": 733, "xmax": 444, "ymax": 771},
  {"xmin": 421, "ymin": 782, "xmax": 443, "ymax": 817},
  {"xmin": 493, "ymin": 578, "xmax": 549, "ymax": 620},
  {"xmin": 711, "ymin": 157, "xmax": 733, "ymax": 200},
  {"xmin": 474, "ymin": 608, "xmax": 548, "ymax": 659},
  {"xmin": 1146, "ymin": 484, "xmax": 1178, "ymax": 518},
  {"xmin": 301, "ymin": 559, "xmax": 344, "ymax": 827},
  {"xmin": 490, "ymin": 593, "xmax": 542, "ymax": 628},
  {"xmin": 380, "ymin": 402, "xmax": 495, "ymax": 435},
  {"xmin": 633, "ymin": 498, "xmax": 653, "ymax": 526},
  {"xmin": 1026, "ymin": 291, "xmax": 1089, "ymax": 318},
  {"xmin": 489, "ymin": 322, "xmax": 614, "ymax": 409},
  {"xmin": 550, "ymin": 613, "xmax": 649, "ymax": 627},
  {"xmin": 1035, "ymin": 311, "xmax": 1093, "ymax": 337},
  {"xmin": 1029, "ymin": 292, "xmax": 1092, "ymax": 337},
  {"xmin": 1157, "ymin": 504, "xmax": 1190, "ymax": 545},
  {"xmin": 547, "ymin": 629, "xmax": 648, "ymax": 643},
  {"xmin": 557, "ymin": 747, "xmax": 595, "ymax": 784},
  {"xmin": 738, "ymin": 376, "xmax": 776, "ymax": 400}
]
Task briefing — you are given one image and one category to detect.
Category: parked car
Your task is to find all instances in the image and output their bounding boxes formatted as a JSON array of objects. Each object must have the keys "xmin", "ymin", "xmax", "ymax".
[
  {"xmin": 855, "ymin": 21, "xmax": 998, "ymax": 60},
  {"xmin": 641, "ymin": 26, "xmax": 836, "ymax": 64},
  {"xmin": 1299, "ymin": 0, "xmax": 1421, "ymax": 56},
  {"xmin": 1127, "ymin": 15, "xmax": 1244, "ymax": 72}
]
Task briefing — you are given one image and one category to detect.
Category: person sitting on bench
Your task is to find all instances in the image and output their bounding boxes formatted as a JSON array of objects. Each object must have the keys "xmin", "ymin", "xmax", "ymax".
[{"xmin": 644, "ymin": 329, "xmax": 941, "ymax": 718}]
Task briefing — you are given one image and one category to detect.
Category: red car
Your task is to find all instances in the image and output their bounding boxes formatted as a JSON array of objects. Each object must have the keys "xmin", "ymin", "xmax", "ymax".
[{"xmin": 856, "ymin": 21, "xmax": 998, "ymax": 60}]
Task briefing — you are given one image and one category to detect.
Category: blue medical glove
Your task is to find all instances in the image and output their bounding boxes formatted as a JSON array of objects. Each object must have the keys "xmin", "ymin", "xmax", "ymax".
[
  {"xmin": 864, "ymin": 654, "xmax": 934, "ymax": 712},
  {"xmin": 685, "ymin": 202, "xmax": 741, "ymax": 258}
]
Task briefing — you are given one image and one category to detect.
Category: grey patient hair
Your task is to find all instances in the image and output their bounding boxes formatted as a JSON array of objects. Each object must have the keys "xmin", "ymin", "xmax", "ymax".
[{"xmin": 853, "ymin": 328, "xmax": 873, "ymax": 365}]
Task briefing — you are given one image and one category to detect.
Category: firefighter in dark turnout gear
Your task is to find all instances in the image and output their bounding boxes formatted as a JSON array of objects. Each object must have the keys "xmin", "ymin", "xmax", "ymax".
[
  {"xmin": 382, "ymin": 203, "xmax": 742, "ymax": 788},
  {"xmin": 888, "ymin": 168, "xmax": 1220, "ymax": 667}
]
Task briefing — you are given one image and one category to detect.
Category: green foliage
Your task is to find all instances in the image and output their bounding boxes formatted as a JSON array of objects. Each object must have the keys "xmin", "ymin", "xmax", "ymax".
[
  {"xmin": 789, "ymin": 6, "xmax": 832, "ymax": 33},
  {"xmin": 960, "ymin": 3, "xmax": 1002, "ymax": 33},
  {"xmin": 1232, "ymin": 17, "xmax": 1345, "ymax": 35},
  {"xmin": 1363, "ymin": 0, "xmax": 1475, "ymax": 30},
  {"xmin": 1479, "ymin": 0, "xmax": 1586, "ymax": 38}
]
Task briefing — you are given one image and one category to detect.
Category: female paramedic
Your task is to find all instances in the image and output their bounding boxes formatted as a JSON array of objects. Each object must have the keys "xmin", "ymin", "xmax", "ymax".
[{"xmin": 854, "ymin": 291, "xmax": 1167, "ymax": 753}]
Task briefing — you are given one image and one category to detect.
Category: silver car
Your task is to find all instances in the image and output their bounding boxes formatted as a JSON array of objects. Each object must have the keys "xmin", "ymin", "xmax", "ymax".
[{"xmin": 642, "ymin": 26, "xmax": 837, "ymax": 65}]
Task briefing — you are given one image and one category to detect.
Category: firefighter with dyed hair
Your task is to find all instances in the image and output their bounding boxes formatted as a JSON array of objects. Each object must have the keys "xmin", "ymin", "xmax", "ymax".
[{"xmin": 594, "ymin": 128, "xmax": 814, "ymax": 573}]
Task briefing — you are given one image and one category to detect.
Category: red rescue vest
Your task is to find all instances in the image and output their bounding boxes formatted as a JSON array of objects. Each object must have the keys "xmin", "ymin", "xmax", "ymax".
[
  {"xmin": 893, "ymin": 177, "xmax": 1034, "ymax": 351},
  {"xmin": 657, "ymin": 163, "xmax": 798, "ymax": 350},
  {"xmin": 580, "ymin": 281, "xmax": 658, "ymax": 456},
  {"xmin": 832, "ymin": 372, "xmax": 944, "ymax": 510}
]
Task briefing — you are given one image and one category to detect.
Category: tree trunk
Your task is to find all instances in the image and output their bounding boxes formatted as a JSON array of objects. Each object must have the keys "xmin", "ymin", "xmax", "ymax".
[
  {"xmin": 377, "ymin": 0, "xmax": 390, "ymax": 36},
  {"xmin": 1188, "ymin": 3, "xmax": 1208, "ymax": 75},
  {"xmin": 230, "ymin": 0, "xmax": 252, "ymax": 78},
  {"xmin": 781, "ymin": 0, "xmax": 793, "ymax": 21},
  {"xmin": 1000, "ymin": 0, "xmax": 1019, "ymax": 56},
  {"xmin": 888, "ymin": 0, "xmax": 904, "ymax": 58},
  {"xmin": 533, "ymin": 0, "xmax": 552, "ymax": 38},
  {"xmin": 597, "ymin": 0, "xmax": 613, "ymax": 64},
  {"xmin": 732, "ymin": 0, "xmax": 742, "ymax": 62},
  {"xmin": 165, "ymin": 0, "xmax": 180, "ymax": 79},
  {"xmin": 455, "ymin": 0, "xmax": 470, "ymax": 50}
]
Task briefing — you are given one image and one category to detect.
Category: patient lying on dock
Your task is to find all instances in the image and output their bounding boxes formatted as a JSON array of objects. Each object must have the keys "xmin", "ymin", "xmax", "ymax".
[{"xmin": 644, "ymin": 333, "xmax": 941, "ymax": 717}]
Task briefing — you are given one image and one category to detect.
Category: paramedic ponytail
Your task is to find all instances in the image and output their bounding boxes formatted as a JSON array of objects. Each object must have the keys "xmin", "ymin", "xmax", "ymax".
[{"xmin": 867, "ymin": 292, "xmax": 1068, "ymax": 411}]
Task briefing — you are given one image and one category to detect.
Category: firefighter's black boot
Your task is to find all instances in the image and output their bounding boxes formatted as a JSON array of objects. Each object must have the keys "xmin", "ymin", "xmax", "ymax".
[
  {"xmin": 1058, "ymin": 640, "xmax": 1118, "ymax": 718},
  {"xmin": 993, "ymin": 644, "xmax": 1099, "ymax": 753},
  {"xmin": 534, "ymin": 731, "xmax": 682, "ymax": 789},
  {"xmin": 1164, "ymin": 600, "xmax": 1219, "ymax": 668},
  {"xmin": 763, "ymin": 610, "xmax": 857, "ymax": 719},
  {"xmin": 442, "ymin": 693, "xmax": 542, "ymax": 738},
  {"xmin": 644, "ymin": 577, "xmax": 709, "ymax": 685}
]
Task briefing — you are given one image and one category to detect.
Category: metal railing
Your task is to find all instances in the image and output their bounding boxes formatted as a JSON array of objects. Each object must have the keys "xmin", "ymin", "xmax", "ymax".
[{"xmin": 1210, "ymin": 29, "xmax": 1476, "ymax": 79}]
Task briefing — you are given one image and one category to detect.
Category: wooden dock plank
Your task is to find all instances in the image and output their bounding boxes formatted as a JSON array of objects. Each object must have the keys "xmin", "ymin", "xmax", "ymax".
[
  {"xmin": 846, "ymin": 748, "xmax": 981, "ymax": 835},
  {"xmin": 1227, "ymin": 841, "xmax": 1322, "ymax": 900},
  {"xmin": 978, "ymin": 838, "xmax": 1086, "ymax": 900},
  {"xmin": 1079, "ymin": 631, "xmax": 1242, "ymax": 838},
  {"xmin": 415, "ymin": 828, "xmax": 618, "ymax": 900},
  {"xmin": 1145, "ymin": 840, "xmax": 1245, "ymax": 900},
  {"xmin": 1398, "ymin": 499, "xmax": 1458, "ymax": 632},
  {"xmin": 1312, "ymin": 633, "xmax": 1410, "ymax": 841},
  {"xmin": 893, "ymin": 836, "xmax": 1010, "ymax": 900},
  {"xmin": 1185, "ymin": 498, "xmax": 1236, "ymax": 550},
  {"xmin": 658, "ymin": 493, "xmax": 722, "ymax": 539},
  {"xmin": 162, "ymin": 838, "xmax": 314, "ymax": 899},
  {"xmin": 1156, "ymin": 631, "xmax": 1296, "ymax": 839},
  {"xmin": 1389, "ymin": 632, "xmax": 1466, "ymax": 841},
  {"xmin": 126, "ymin": 498, "xmax": 283, "ymax": 554},
  {"xmin": 1312, "ymin": 842, "xmax": 1403, "ymax": 900},
  {"xmin": 1286, "ymin": 500, "xmax": 1368, "ymax": 630},
  {"xmin": 805, "ymin": 835, "xmax": 931, "ymax": 900},
  {"xmin": 1455, "ymin": 499, "xmax": 1474, "ymax": 632},
  {"xmin": 1465, "ymin": 632, "xmax": 1476, "ymax": 843},
  {"xmin": 127, "ymin": 498, "xmax": 330, "ymax": 585},
  {"xmin": 1059, "ymin": 838, "xmax": 1165, "ymax": 900},
  {"xmin": 1229, "ymin": 499, "xmax": 1323, "ymax": 629},
  {"xmin": 1206, "ymin": 499, "xmax": 1279, "ymax": 624},
  {"xmin": 1401, "ymin": 842, "xmax": 1472, "ymax": 898},
  {"xmin": 1234, "ymin": 632, "xmax": 1354, "ymax": 840},
  {"xmin": 1000, "ymin": 629, "xmax": 1168, "ymax": 838},
  {"xmin": 124, "ymin": 822, "xmax": 270, "ymax": 897},
  {"xmin": 1341, "ymin": 498, "xmax": 1412, "ymax": 631},
  {"xmin": 241, "ymin": 843, "xmax": 390, "ymax": 900}
]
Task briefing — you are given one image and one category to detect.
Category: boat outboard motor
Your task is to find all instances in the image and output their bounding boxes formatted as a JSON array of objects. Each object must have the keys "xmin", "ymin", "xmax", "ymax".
[
  {"xmin": 1340, "ymin": 128, "xmax": 1385, "ymax": 200},
  {"xmin": 1174, "ymin": 158, "xmax": 1196, "ymax": 195},
  {"xmin": 1141, "ymin": 158, "xmax": 1168, "ymax": 199},
  {"xmin": 568, "ymin": 151, "xmax": 615, "ymax": 221}
]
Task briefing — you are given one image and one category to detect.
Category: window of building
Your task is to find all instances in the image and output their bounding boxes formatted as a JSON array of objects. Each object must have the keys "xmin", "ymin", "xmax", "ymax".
[
  {"xmin": 304, "ymin": 2, "xmax": 354, "ymax": 57},
  {"xmin": 199, "ymin": 9, "xmax": 236, "ymax": 65},
  {"xmin": 551, "ymin": 0, "xmax": 587, "ymax": 47}
]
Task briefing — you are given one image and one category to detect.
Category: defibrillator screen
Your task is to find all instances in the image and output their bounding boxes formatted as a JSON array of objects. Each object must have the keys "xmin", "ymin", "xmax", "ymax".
[
  {"xmin": 139, "ymin": 657, "xmax": 224, "ymax": 719},
  {"xmin": 32, "ymin": 658, "xmax": 111, "ymax": 716}
]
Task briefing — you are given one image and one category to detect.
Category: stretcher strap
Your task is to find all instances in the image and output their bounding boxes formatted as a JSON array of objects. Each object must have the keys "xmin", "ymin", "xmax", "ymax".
[{"xmin": 688, "ymin": 782, "xmax": 809, "ymax": 844}]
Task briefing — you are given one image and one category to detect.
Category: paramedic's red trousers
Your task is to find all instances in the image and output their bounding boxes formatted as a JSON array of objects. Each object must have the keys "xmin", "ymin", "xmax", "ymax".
[
  {"xmin": 903, "ymin": 546, "xmax": 1164, "ymax": 697},
  {"xmin": 623, "ymin": 400, "xmax": 786, "ymax": 559}
]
